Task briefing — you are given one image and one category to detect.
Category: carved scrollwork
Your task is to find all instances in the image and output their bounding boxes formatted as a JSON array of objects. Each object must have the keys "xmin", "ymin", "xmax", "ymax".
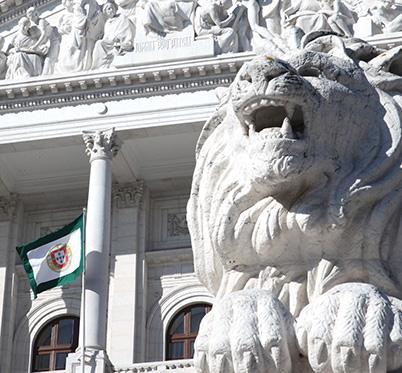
[
  {"xmin": 82, "ymin": 128, "xmax": 122, "ymax": 162},
  {"xmin": 112, "ymin": 180, "xmax": 144, "ymax": 208}
]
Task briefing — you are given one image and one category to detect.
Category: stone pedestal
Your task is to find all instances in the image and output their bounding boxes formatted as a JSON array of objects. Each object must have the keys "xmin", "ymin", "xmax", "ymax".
[{"xmin": 66, "ymin": 348, "xmax": 114, "ymax": 373}]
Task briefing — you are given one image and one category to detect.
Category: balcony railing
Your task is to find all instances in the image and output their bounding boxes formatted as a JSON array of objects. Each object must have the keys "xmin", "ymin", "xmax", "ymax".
[{"xmin": 114, "ymin": 359, "xmax": 194, "ymax": 373}]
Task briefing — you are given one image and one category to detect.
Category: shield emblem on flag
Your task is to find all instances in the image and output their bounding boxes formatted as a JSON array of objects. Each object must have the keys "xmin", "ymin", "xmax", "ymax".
[{"xmin": 46, "ymin": 244, "xmax": 72, "ymax": 272}]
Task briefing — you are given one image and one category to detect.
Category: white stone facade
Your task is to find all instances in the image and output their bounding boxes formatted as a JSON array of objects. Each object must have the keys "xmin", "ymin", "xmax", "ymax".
[{"xmin": 1, "ymin": 0, "xmax": 402, "ymax": 372}]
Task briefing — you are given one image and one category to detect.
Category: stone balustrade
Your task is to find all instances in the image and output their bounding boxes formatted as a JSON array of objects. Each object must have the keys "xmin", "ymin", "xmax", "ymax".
[{"xmin": 114, "ymin": 359, "xmax": 194, "ymax": 373}]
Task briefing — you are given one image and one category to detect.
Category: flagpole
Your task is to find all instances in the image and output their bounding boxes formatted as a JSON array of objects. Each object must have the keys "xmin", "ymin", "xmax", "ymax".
[{"xmin": 81, "ymin": 208, "xmax": 86, "ymax": 373}]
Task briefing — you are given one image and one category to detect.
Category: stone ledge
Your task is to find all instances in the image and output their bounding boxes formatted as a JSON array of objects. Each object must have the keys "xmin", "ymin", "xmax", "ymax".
[{"xmin": 0, "ymin": 53, "xmax": 254, "ymax": 114}]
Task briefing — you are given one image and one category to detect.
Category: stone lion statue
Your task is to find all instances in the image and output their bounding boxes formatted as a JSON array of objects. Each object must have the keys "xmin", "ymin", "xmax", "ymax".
[{"xmin": 187, "ymin": 34, "xmax": 402, "ymax": 373}]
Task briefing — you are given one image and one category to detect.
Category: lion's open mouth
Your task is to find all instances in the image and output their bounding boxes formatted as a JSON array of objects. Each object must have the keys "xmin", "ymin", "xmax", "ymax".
[{"xmin": 242, "ymin": 99, "xmax": 305, "ymax": 140}]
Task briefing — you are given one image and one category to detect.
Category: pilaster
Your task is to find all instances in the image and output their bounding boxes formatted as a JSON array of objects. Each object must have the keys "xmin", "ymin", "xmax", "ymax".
[
  {"xmin": 106, "ymin": 181, "xmax": 144, "ymax": 365},
  {"xmin": 0, "ymin": 194, "xmax": 23, "ymax": 373}
]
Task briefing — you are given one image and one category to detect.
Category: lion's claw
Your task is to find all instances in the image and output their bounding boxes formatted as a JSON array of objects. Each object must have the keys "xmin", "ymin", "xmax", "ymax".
[
  {"xmin": 194, "ymin": 289, "xmax": 297, "ymax": 373},
  {"xmin": 296, "ymin": 283, "xmax": 402, "ymax": 373}
]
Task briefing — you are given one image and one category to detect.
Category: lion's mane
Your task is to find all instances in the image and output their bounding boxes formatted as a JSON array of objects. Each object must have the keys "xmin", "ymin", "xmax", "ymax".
[{"xmin": 187, "ymin": 37, "xmax": 402, "ymax": 314}]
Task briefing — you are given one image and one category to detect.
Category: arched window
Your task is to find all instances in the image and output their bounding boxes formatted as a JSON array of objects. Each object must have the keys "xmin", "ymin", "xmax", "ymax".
[
  {"xmin": 166, "ymin": 303, "xmax": 211, "ymax": 360},
  {"xmin": 32, "ymin": 316, "xmax": 79, "ymax": 372}
]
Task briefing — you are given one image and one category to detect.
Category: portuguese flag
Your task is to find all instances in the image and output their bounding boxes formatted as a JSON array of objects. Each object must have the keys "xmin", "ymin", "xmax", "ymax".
[{"xmin": 16, "ymin": 214, "xmax": 84, "ymax": 298}]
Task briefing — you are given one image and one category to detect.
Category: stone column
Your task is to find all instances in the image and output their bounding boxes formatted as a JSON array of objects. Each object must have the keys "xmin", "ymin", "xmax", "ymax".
[{"xmin": 81, "ymin": 128, "xmax": 121, "ymax": 372}]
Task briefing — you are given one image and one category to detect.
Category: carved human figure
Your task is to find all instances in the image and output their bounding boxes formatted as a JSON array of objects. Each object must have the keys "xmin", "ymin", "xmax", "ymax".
[
  {"xmin": 6, "ymin": 17, "xmax": 44, "ymax": 79},
  {"xmin": 114, "ymin": 0, "xmax": 137, "ymax": 23},
  {"xmin": 367, "ymin": 0, "xmax": 402, "ymax": 34},
  {"xmin": 56, "ymin": 0, "xmax": 104, "ymax": 73},
  {"xmin": 92, "ymin": 0, "xmax": 135, "ymax": 69},
  {"xmin": 194, "ymin": 0, "xmax": 246, "ymax": 53},
  {"xmin": 26, "ymin": 6, "xmax": 61, "ymax": 75},
  {"xmin": 0, "ymin": 37, "xmax": 7, "ymax": 79},
  {"xmin": 187, "ymin": 34, "xmax": 402, "ymax": 373},
  {"xmin": 139, "ymin": 0, "xmax": 192, "ymax": 36},
  {"xmin": 284, "ymin": 0, "xmax": 355, "ymax": 36}
]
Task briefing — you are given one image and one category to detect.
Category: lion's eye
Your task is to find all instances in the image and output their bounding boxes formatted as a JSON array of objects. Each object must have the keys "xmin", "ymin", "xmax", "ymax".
[{"xmin": 241, "ymin": 72, "xmax": 252, "ymax": 83}]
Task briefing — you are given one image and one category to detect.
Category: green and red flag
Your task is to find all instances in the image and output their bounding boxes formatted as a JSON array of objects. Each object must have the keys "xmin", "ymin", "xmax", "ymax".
[{"xmin": 16, "ymin": 214, "xmax": 84, "ymax": 298}]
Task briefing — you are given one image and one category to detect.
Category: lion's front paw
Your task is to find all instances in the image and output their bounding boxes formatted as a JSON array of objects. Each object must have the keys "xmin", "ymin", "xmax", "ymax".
[
  {"xmin": 296, "ymin": 283, "xmax": 402, "ymax": 373},
  {"xmin": 194, "ymin": 289, "xmax": 297, "ymax": 373}
]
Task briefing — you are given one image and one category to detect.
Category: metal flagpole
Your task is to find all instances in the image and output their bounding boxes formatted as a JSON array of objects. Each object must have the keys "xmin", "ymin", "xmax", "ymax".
[{"xmin": 81, "ymin": 208, "xmax": 87, "ymax": 373}]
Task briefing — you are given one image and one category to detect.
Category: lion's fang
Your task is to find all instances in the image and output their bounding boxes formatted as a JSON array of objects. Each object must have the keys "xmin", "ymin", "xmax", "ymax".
[
  {"xmin": 280, "ymin": 117, "xmax": 295, "ymax": 139},
  {"xmin": 249, "ymin": 123, "xmax": 256, "ymax": 136}
]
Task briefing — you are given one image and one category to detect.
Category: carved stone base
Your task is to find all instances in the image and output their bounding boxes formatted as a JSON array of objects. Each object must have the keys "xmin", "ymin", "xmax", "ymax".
[{"xmin": 66, "ymin": 348, "xmax": 113, "ymax": 373}]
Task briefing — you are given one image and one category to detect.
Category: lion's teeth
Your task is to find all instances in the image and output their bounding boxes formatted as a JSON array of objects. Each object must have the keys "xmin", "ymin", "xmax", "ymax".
[
  {"xmin": 280, "ymin": 117, "xmax": 295, "ymax": 139},
  {"xmin": 249, "ymin": 122, "xmax": 256, "ymax": 136},
  {"xmin": 244, "ymin": 106, "xmax": 252, "ymax": 114},
  {"xmin": 261, "ymin": 99, "xmax": 268, "ymax": 106},
  {"xmin": 286, "ymin": 104, "xmax": 295, "ymax": 117}
]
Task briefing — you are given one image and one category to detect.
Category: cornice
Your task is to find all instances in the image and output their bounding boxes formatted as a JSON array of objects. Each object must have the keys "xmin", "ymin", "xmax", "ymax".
[
  {"xmin": 0, "ymin": 0, "xmax": 56, "ymax": 26},
  {"xmin": 0, "ymin": 53, "xmax": 254, "ymax": 114}
]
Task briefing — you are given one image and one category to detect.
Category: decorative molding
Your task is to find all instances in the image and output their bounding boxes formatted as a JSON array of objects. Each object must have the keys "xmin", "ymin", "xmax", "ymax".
[
  {"xmin": 0, "ymin": 54, "xmax": 252, "ymax": 114},
  {"xmin": 146, "ymin": 283, "xmax": 213, "ymax": 362},
  {"xmin": 83, "ymin": 128, "xmax": 122, "ymax": 162},
  {"xmin": 0, "ymin": 193, "xmax": 18, "ymax": 221},
  {"xmin": 12, "ymin": 293, "xmax": 80, "ymax": 373},
  {"xmin": 112, "ymin": 180, "xmax": 144, "ymax": 209}
]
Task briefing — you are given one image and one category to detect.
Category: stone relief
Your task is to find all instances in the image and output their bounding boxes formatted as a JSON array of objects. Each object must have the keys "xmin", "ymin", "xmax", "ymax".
[
  {"xmin": 167, "ymin": 212, "xmax": 189, "ymax": 237},
  {"xmin": 187, "ymin": 34, "xmax": 402, "ymax": 372},
  {"xmin": 2, "ymin": 0, "xmax": 402, "ymax": 80}
]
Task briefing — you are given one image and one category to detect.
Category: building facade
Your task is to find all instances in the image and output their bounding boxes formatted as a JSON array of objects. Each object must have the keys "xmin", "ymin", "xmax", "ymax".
[{"xmin": 0, "ymin": 0, "xmax": 402, "ymax": 372}]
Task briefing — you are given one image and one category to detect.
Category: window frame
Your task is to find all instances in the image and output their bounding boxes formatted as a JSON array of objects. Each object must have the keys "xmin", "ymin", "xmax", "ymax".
[
  {"xmin": 32, "ymin": 315, "xmax": 79, "ymax": 372},
  {"xmin": 166, "ymin": 303, "xmax": 211, "ymax": 360}
]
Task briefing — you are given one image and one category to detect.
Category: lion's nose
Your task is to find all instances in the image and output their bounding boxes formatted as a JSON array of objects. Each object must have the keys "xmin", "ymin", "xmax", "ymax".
[{"xmin": 240, "ymin": 58, "xmax": 296, "ymax": 84}]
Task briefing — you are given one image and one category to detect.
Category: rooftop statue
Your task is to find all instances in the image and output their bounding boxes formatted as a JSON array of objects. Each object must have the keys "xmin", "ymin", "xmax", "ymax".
[
  {"xmin": 140, "ymin": 0, "xmax": 192, "ymax": 36},
  {"xmin": 6, "ymin": 17, "xmax": 45, "ymax": 79},
  {"xmin": 194, "ymin": 0, "xmax": 246, "ymax": 53},
  {"xmin": 284, "ymin": 0, "xmax": 356, "ymax": 37},
  {"xmin": 56, "ymin": 0, "xmax": 104, "ymax": 73},
  {"xmin": 92, "ymin": 0, "xmax": 135, "ymax": 69},
  {"xmin": 187, "ymin": 33, "xmax": 402, "ymax": 372},
  {"xmin": 26, "ymin": 6, "xmax": 61, "ymax": 75},
  {"xmin": 366, "ymin": 0, "xmax": 402, "ymax": 34}
]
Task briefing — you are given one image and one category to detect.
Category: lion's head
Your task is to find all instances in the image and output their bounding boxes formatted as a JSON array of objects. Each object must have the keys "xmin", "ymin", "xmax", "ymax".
[{"xmin": 188, "ymin": 35, "xmax": 402, "ymax": 305}]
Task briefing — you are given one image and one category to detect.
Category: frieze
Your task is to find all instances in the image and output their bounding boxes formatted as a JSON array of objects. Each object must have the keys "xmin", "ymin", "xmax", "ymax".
[{"xmin": 2, "ymin": 0, "xmax": 402, "ymax": 85}]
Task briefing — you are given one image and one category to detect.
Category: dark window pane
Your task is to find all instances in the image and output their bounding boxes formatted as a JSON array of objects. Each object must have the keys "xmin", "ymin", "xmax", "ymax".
[
  {"xmin": 190, "ymin": 341, "xmax": 195, "ymax": 357},
  {"xmin": 58, "ymin": 319, "xmax": 74, "ymax": 345},
  {"xmin": 169, "ymin": 342, "xmax": 184, "ymax": 359},
  {"xmin": 34, "ymin": 354, "xmax": 50, "ymax": 371},
  {"xmin": 169, "ymin": 315, "xmax": 184, "ymax": 335},
  {"xmin": 36, "ymin": 325, "xmax": 52, "ymax": 347},
  {"xmin": 190, "ymin": 306, "xmax": 207, "ymax": 333},
  {"xmin": 55, "ymin": 352, "xmax": 69, "ymax": 369}
]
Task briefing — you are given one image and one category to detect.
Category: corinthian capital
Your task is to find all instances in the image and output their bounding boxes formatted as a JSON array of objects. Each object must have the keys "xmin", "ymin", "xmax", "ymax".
[{"xmin": 82, "ymin": 128, "xmax": 122, "ymax": 162}]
